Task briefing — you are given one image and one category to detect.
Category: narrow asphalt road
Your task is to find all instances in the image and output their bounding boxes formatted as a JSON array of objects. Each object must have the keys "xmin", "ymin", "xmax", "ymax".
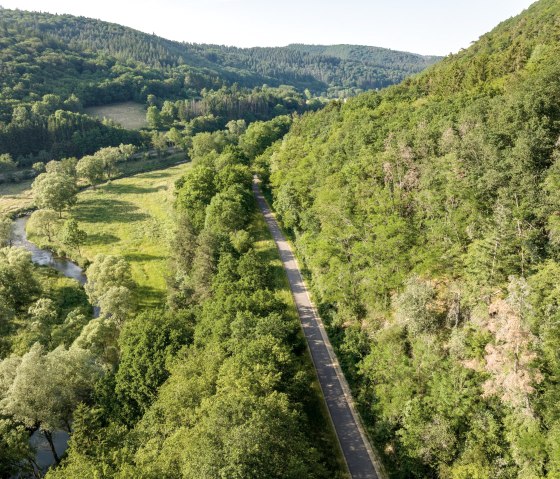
[{"xmin": 253, "ymin": 178, "xmax": 381, "ymax": 479}]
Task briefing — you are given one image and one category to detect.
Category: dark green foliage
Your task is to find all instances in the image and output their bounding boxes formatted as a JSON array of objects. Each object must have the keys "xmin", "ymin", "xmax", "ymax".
[
  {"xmin": 0, "ymin": 8, "xmax": 437, "ymax": 163},
  {"xmin": 0, "ymin": 9, "xmax": 438, "ymax": 105}
]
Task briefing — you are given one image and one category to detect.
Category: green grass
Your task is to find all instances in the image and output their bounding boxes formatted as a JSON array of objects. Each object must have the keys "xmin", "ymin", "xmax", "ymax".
[
  {"xmin": 0, "ymin": 154, "xmax": 187, "ymax": 218},
  {"xmin": 84, "ymin": 102, "xmax": 147, "ymax": 130},
  {"xmin": 116, "ymin": 153, "xmax": 186, "ymax": 177},
  {"xmin": 0, "ymin": 179, "xmax": 34, "ymax": 216},
  {"xmin": 28, "ymin": 163, "xmax": 191, "ymax": 307}
]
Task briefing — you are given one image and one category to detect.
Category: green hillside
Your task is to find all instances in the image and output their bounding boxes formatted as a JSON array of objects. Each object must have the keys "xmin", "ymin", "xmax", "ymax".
[
  {"xmin": 0, "ymin": 8, "xmax": 438, "ymax": 165},
  {"xmin": 259, "ymin": 0, "xmax": 560, "ymax": 477},
  {"xmin": 0, "ymin": 8, "xmax": 439, "ymax": 103}
]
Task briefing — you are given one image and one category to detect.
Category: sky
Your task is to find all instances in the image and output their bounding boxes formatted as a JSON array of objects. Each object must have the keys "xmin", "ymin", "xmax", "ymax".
[{"xmin": 0, "ymin": 0, "xmax": 537, "ymax": 56}]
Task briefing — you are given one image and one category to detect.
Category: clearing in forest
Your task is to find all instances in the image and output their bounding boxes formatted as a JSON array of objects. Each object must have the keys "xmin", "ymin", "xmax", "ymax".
[
  {"xmin": 0, "ymin": 179, "xmax": 34, "ymax": 216},
  {"xmin": 69, "ymin": 163, "xmax": 190, "ymax": 305},
  {"xmin": 84, "ymin": 102, "xmax": 147, "ymax": 130}
]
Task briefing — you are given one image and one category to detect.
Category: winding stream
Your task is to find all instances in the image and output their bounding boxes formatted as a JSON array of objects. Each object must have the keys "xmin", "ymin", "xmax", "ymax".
[
  {"xmin": 11, "ymin": 216, "xmax": 87, "ymax": 285},
  {"xmin": 10, "ymin": 216, "xmax": 91, "ymax": 472}
]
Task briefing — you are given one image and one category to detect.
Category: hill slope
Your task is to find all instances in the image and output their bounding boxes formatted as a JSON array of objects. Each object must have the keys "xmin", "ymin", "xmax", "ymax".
[
  {"xmin": 0, "ymin": 8, "xmax": 440, "ymax": 102},
  {"xmin": 259, "ymin": 0, "xmax": 560, "ymax": 477}
]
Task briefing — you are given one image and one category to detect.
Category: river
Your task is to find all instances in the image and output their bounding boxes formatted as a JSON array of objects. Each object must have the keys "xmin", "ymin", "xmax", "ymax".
[
  {"xmin": 10, "ymin": 216, "xmax": 92, "ymax": 473},
  {"xmin": 11, "ymin": 216, "xmax": 87, "ymax": 285}
]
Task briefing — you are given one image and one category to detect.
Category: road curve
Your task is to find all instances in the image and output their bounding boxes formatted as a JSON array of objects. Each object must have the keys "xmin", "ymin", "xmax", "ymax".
[{"xmin": 253, "ymin": 178, "xmax": 381, "ymax": 479}]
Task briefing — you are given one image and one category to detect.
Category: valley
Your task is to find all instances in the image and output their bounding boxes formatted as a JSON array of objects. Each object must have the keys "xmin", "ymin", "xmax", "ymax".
[{"xmin": 2, "ymin": 1, "xmax": 559, "ymax": 479}]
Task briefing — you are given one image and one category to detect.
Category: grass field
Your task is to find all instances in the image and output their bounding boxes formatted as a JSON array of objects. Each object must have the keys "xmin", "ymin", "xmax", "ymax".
[
  {"xmin": 84, "ymin": 102, "xmax": 147, "ymax": 130},
  {"xmin": 0, "ymin": 153, "xmax": 186, "ymax": 217},
  {"xmin": 28, "ymin": 163, "xmax": 191, "ymax": 306},
  {"xmin": 74, "ymin": 163, "xmax": 190, "ymax": 305},
  {"xmin": 0, "ymin": 179, "xmax": 34, "ymax": 216}
]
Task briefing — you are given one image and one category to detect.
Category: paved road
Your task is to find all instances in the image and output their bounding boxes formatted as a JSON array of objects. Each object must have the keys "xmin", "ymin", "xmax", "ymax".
[{"xmin": 253, "ymin": 178, "xmax": 381, "ymax": 479}]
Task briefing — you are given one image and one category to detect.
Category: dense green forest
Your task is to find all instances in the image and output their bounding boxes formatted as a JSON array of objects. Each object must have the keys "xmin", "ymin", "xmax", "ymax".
[
  {"xmin": 0, "ymin": 8, "xmax": 439, "ymax": 97},
  {"xmin": 0, "ymin": 8, "xmax": 309, "ymax": 163},
  {"xmin": 0, "ymin": 7, "xmax": 438, "ymax": 165},
  {"xmin": 5, "ymin": 1, "xmax": 560, "ymax": 478},
  {"xmin": 255, "ymin": 0, "xmax": 560, "ymax": 477},
  {"xmin": 0, "ymin": 118, "xmax": 344, "ymax": 477}
]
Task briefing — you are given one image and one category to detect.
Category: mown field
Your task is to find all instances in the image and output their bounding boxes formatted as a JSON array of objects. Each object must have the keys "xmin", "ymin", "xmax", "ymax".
[
  {"xmin": 27, "ymin": 163, "xmax": 191, "ymax": 306},
  {"xmin": 84, "ymin": 102, "xmax": 147, "ymax": 130},
  {"xmin": 0, "ymin": 179, "xmax": 34, "ymax": 216},
  {"xmin": 0, "ymin": 153, "xmax": 185, "ymax": 217}
]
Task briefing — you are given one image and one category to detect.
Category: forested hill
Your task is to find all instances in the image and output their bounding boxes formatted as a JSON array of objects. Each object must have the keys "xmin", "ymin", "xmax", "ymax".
[
  {"xmin": 258, "ymin": 0, "xmax": 560, "ymax": 477},
  {"xmin": 179, "ymin": 43, "xmax": 441, "ymax": 95},
  {"xmin": 0, "ymin": 8, "xmax": 439, "ymax": 97}
]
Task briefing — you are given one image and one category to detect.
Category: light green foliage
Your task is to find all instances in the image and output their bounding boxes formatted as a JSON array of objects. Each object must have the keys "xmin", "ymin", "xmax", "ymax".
[
  {"xmin": 146, "ymin": 105, "xmax": 162, "ymax": 129},
  {"xmin": 0, "ymin": 153, "xmax": 16, "ymax": 173},
  {"xmin": 118, "ymin": 143, "xmax": 136, "ymax": 160},
  {"xmin": 166, "ymin": 127, "xmax": 188, "ymax": 150},
  {"xmin": 58, "ymin": 218, "xmax": 87, "ymax": 254},
  {"xmin": 239, "ymin": 115, "xmax": 291, "ymax": 161},
  {"xmin": 97, "ymin": 286, "xmax": 135, "ymax": 326},
  {"xmin": 0, "ymin": 343, "xmax": 101, "ymax": 431},
  {"xmin": 0, "ymin": 247, "xmax": 40, "ymax": 310},
  {"xmin": 31, "ymin": 172, "xmax": 78, "ymax": 215},
  {"xmin": 190, "ymin": 130, "xmax": 233, "ymax": 159},
  {"xmin": 72, "ymin": 317, "xmax": 120, "ymax": 367},
  {"xmin": 85, "ymin": 254, "xmax": 134, "ymax": 307},
  {"xmin": 204, "ymin": 186, "xmax": 252, "ymax": 235},
  {"xmin": 150, "ymin": 131, "xmax": 168, "ymax": 154},
  {"xmin": 76, "ymin": 154, "xmax": 105, "ymax": 187},
  {"xmin": 394, "ymin": 276, "xmax": 443, "ymax": 334},
  {"xmin": 176, "ymin": 166, "xmax": 217, "ymax": 231},
  {"xmin": 0, "ymin": 216, "xmax": 12, "ymax": 247},
  {"xmin": 28, "ymin": 209, "xmax": 60, "ymax": 242},
  {"xmin": 32, "ymin": 162, "xmax": 46, "ymax": 174},
  {"xmin": 45, "ymin": 158, "xmax": 77, "ymax": 177},
  {"xmin": 95, "ymin": 147, "xmax": 122, "ymax": 179},
  {"xmin": 0, "ymin": 418, "xmax": 34, "ymax": 477}
]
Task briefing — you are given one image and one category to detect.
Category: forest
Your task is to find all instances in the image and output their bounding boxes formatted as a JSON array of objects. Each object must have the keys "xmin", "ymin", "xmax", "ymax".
[
  {"xmin": 3, "ymin": 0, "xmax": 560, "ymax": 478},
  {"xmin": 0, "ymin": 7, "xmax": 439, "ymax": 167},
  {"xmin": 0, "ymin": 8, "xmax": 439, "ymax": 97},
  {"xmin": 0, "ymin": 117, "xmax": 346, "ymax": 477},
  {"xmin": 256, "ymin": 0, "xmax": 560, "ymax": 476}
]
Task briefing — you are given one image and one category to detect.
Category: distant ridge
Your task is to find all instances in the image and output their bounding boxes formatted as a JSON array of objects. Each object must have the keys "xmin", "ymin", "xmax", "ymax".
[{"xmin": 0, "ymin": 8, "xmax": 441, "ymax": 96}]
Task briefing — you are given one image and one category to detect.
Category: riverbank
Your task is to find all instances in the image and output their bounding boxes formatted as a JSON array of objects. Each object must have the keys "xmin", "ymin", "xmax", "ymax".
[
  {"xmin": 10, "ymin": 216, "xmax": 96, "ymax": 475},
  {"xmin": 0, "ymin": 149, "xmax": 186, "ymax": 218},
  {"xmin": 26, "ymin": 162, "xmax": 191, "ymax": 307}
]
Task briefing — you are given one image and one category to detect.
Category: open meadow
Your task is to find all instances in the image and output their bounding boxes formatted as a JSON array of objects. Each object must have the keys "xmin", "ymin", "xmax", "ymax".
[
  {"xmin": 84, "ymin": 102, "xmax": 148, "ymax": 130},
  {"xmin": 0, "ymin": 179, "xmax": 34, "ymax": 216},
  {"xmin": 72, "ymin": 163, "xmax": 190, "ymax": 305},
  {"xmin": 0, "ymin": 153, "xmax": 186, "ymax": 217},
  {"xmin": 26, "ymin": 162, "xmax": 191, "ymax": 306}
]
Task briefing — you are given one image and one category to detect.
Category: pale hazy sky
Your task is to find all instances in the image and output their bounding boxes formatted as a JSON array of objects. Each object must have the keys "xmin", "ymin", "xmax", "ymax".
[{"xmin": 1, "ymin": 0, "xmax": 536, "ymax": 56}]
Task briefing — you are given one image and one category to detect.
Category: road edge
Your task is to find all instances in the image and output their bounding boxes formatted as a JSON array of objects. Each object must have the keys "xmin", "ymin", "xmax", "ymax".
[{"xmin": 253, "ymin": 177, "xmax": 387, "ymax": 479}]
